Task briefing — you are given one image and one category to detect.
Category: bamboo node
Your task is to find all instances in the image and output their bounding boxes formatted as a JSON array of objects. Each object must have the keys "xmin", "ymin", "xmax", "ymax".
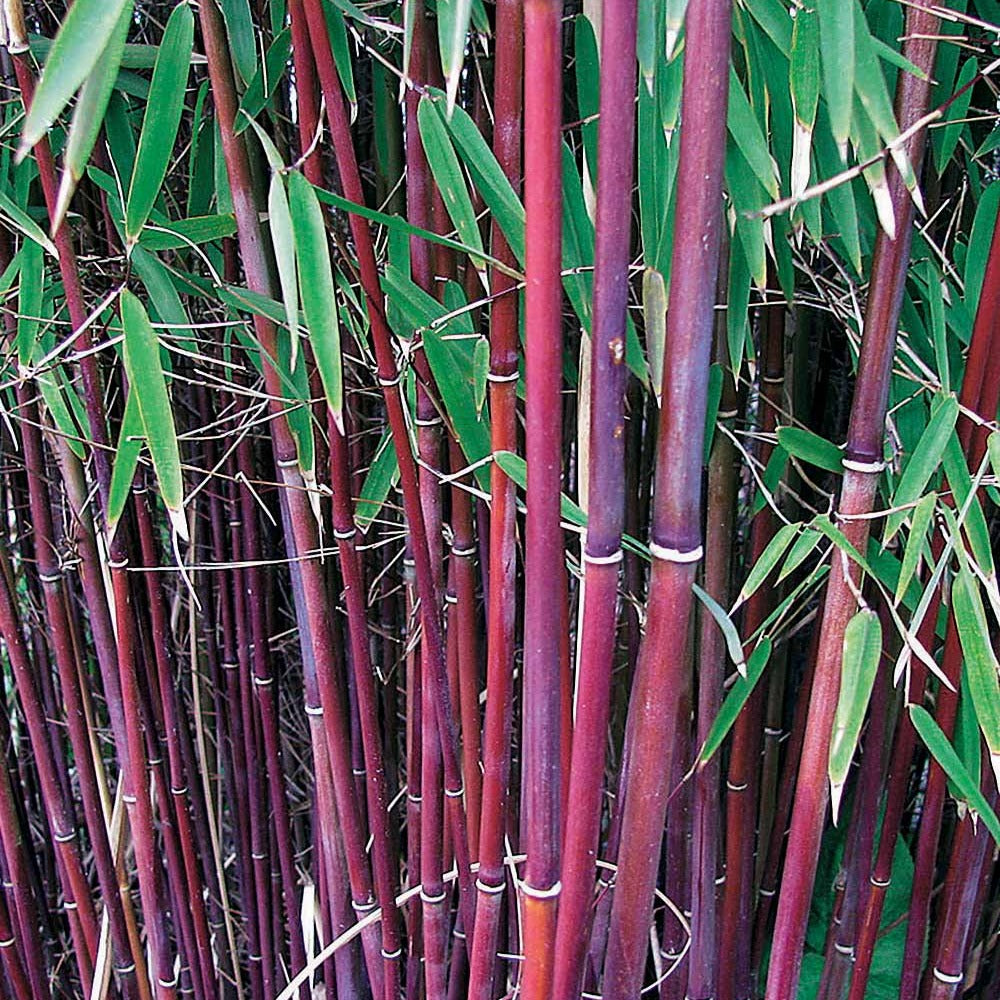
[
  {"xmin": 726, "ymin": 780, "xmax": 749, "ymax": 792},
  {"xmin": 38, "ymin": 571, "xmax": 63, "ymax": 583},
  {"xmin": 170, "ymin": 785, "xmax": 188, "ymax": 796},
  {"xmin": 222, "ymin": 661, "xmax": 238, "ymax": 671},
  {"xmin": 649, "ymin": 541, "xmax": 703, "ymax": 564},
  {"xmin": 352, "ymin": 768, "xmax": 367, "ymax": 776},
  {"xmin": 64, "ymin": 901, "xmax": 78, "ymax": 911},
  {"xmin": 834, "ymin": 944, "xmax": 855, "ymax": 958},
  {"xmin": 758, "ymin": 888, "xmax": 776, "ymax": 897},
  {"xmin": 486, "ymin": 370, "xmax": 519, "ymax": 383},
  {"xmin": 352, "ymin": 899, "xmax": 377, "ymax": 913},
  {"xmin": 420, "ymin": 889, "xmax": 448, "ymax": 904},
  {"xmin": 870, "ymin": 875, "xmax": 891, "ymax": 887},
  {"xmin": 444, "ymin": 784, "xmax": 465, "ymax": 798},
  {"xmin": 476, "ymin": 878, "xmax": 505, "ymax": 894},
  {"xmin": 453, "ymin": 929, "xmax": 467, "ymax": 940},
  {"xmin": 381, "ymin": 947, "xmax": 403, "ymax": 959},
  {"xmin": 583, "ymin": 548, "xmax": 624, "ymax": 565},
  {"xmin": 716, "ymin": 408, "xmax": 740, "ymax": 419},
  {"xmin": 251, "ymin": 852, "xmax": 267, "ymax": 860},
  {"xmin": 932, "ymin": 969, "xmax": 964, "ymax": 984},
  {"xmin": 0, "ymin": 937, "xmax": 14, "ymax": 947},
  {"xmin": 761, "ymin": 374, "xmax": 784, "ymax": 385},
  {"xmin": 253, "ymin": 675, "xmax": 275, "ymax": 687},
  {"xmin": 407, "ymin": 793, "xmax": 423, "ymax": 803},
  {"xmin": 445, "ymin": 593, "xmax": 459, "ymax": 604},
  {"xmin": 842, "ymin": 457, "xmax": 886, "ymax": 474},
  {"xmin": 334, "ymin": 528, "xmax": 357, "ymax": 540},
  {"xmin": 520, "ymin": 879, "xmax": 561, "ymax": 899},
  {"xmin": 277, "ymin": 457, "xmax": 299, "ymax": 469},
  {"xmin": 305, "ymin": 703, "xmax": 324, "ymax": 716},
  {"xmin": 53, "ymin": 829, "xmax": 76, "ymax": 843},
  {"xmin": 378, "ymin": 373, "xmax": 403, "ymax": 388},
  {"xmin": 451, "ymin": 545, "xmax": 477, "ymax": 557},
  {"xmin": 414, "ymin": 416, "xmax": 443, "ymax": 427},
  {"xmin": 122, "ymin": 794, "xmax": 138, "ymax": 804},
  {"xmin": 764, "ymin": 727, "xmax": 783, "ymax": 737},
  {"xmin": 108, "ymin": 558, "xmax": 129, "ymax": 569},
  {"xmin": 115, "ymin": 963, "xmax": 137, "ymax": 975}
]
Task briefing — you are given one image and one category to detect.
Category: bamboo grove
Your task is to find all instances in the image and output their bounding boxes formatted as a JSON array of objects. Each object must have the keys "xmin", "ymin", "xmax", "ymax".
[{"xmin": 3, "ymin": 0, "xmax": 1000, "ymax": 998}]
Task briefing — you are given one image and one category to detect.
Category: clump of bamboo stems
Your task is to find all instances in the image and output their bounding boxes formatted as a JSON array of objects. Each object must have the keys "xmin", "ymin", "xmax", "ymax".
[{"xmin": 2, "ymin": 3, "xmax": 1000, "ymax": 1000}]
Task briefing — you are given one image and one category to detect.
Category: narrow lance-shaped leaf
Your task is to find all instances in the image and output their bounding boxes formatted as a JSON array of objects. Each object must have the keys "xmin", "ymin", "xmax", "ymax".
[
  {"xmin": 268, "ymin": 173, "xmax": 301, "ymax": 369},
  {"xmin": 125, "ymin": 2, "xmax": 195, "ymax": 244},
  {"xmin": 16, "ymin": 240, "xmax": 44, "ymax": 368},
  {"xmin": 418, "ymin": 95, "xmax": 486, "ymax": 276},
  {"xmin": 0, "ymin": 190, "xmax": 59, "ymax": 258},
  {"xmin": 735, "ymin": 521, "xmax": 800, "ymax": 609},
  {"xmin": 643, "ymin": 268, "xmax": 666, "ymax": 403},
  {"xmin": 910, "ymin": 705, "xmax": 1000, "ymax": 845},
  {"xmin": 54, "ymin": 1, "xmax": 134, "ymax": 230},
  {"xmin": 894, "ymin": 491, "xmax": 936, "ymax": 607},
  {"xmin": 436, "ymin": 0, "xmax": 473, "ymax": 115},
  {"xmin": 120, "ymin": 289, "xmax": 187, "ymax": 539},
  {"xmin": 884, "ymin": 393, "xmax": 958, "ymax": 544},
  {"xmin": 829, "ymin": 609, "xmax": 882, "ymax": 821},
  {"xmin": 777, "ymin": 425, "xmax": 844, "ymax": 474},
  {"xmin": 818, "ymin": 0, "xmax": 855, "ymax": 157},
  {"xmin": 698, "ymin": 639, "xmax": 774, "ymax": 764},
  {"xmin": 106, "ymin": 387, "xmax": 144, "ymax": 539},
  {"xmin": 693, "ymin": 583, "xmax": 747, "ymax": 677},
  {"xmin": 17, "ymin": 0, "xmax": 132, "ymax": 157},
  {"xmin": 790, "ymin": 6, "xmax": 819, "ymax": 197},
  {"xmin": 665, "ymin": 0, "xmax": 689, "ymax": 61},
  {"xmin": 287, "ymin": 171, "xmax": 343, "ymax": 433},
  {"xmin": 951, "ymin": 558, "xmax": 1000, "ymax": 791}
]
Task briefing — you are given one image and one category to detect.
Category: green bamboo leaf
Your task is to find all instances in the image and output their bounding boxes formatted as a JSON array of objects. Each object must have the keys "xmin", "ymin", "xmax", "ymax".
[
  {"xmin": 829, "ymin": 609, "xmax": 882, "ymax": 821},
  {"xmin": 326, "ymin": 4, "xmax": 357, "ymax": 117},
  {"xmin": 125, "ymin": 3, "xmax": 194, "ymax": 244},
  {"xmin": 18, "ymin": 0, "xmax": 132, "ymax": 157},
  {"xmin": 851, "ymin": 4, "xmax": 918, "ymax": 206},
  {"xmin": 636, "ymin": 0, "xmax": 659, "ymax": 92},
  {"xmin": 54, "ymin": 1, "xmax": 133, "ymax": 230},
  {"xmin": 965, "ymin": 181, "xmax": 1000, "ymax": 315},
  {"xmin": 0, "ymin": 190, "xmax": 58, "ymax": 259},
  {"xmin": 955, "ymin": 671, "xmax": 982, "ymax": 801},
  {"xmin": 935, "ymin": 56, "xmax": 976, "ymax": 173},
  {"xmin": 418, "ymin": 96, "xmax": 485, "ymax": 270},
  {"xmin": 818, "ymin": 0, "xmax": 855, "ymax": 156},
  {"xmin": 910, "ymin": 705, "xmax": 1000, "ymax": 844},
  {"xmin": 217, "ymin": 0, "xmax": 258, "ymax": 87},
  {"xmin": 942, "ymin": 433, "xmax": 994, "ymax": 579},
  {"xmin": 777, "ymin": 523, "xmax": 824, "ymax": 583},
  {"xmin": 356, "ymin": 433, "xmax": 399, "ymax": 532},
  {"xmin": 790, "ymin": 6, "xmax": 820, "ymax": 197},
  {"xmin": 884, "ymin": 393, "xmax": 958, "ymax": 544},
  {"xmin": 287, "ymin": 171, "xmax": 343, "ymax": 431},
  {"xmin": 693, "ymin": 582, "xmax": 747, "ymax": 677},
  {"xmin": 735, "ymin": 522, "xmax": 800, "ymax": 609},
  {"xmin": 665, "ymin": 0, "xmax": 690, "ymax": 60},
  {"xmin": 473, "ymin": 336, "xmax": 489, "ymax": 415},
  {"xmin": 951, "ymin": 561, "xmax": 1000, "ymax": 790},
  {"xmin": 777, "ymin": 426, "xmax": 844, "ymax": 474},
  {"xmin": 234, "ymin": 28, "xmax": 292, "ymax": 134},
  {"xmin": 436, "ymin": 0, "xmax": 473, "ymax": 115},
  {"xmin": 107, "ymin": 387, "xmax": 144, "ymax": 538},
  {"xmin": 852, "ymin": 96, "xmax": 895, "ymax": 239},
  {"xmin": 120, "ymin": 289, "xmax": 187, "ymax": 539},
  {"xmin": 36, "ymin": 367, "xmax": 87, "ymax": 461},
  {"xmin": 924, "ymin": 260, "xmax": 950, "ymax": 393},
  {"xmin": 16, "ymin": 240, "xmax": 44, "ymax": 368},
  {"xmin": 643, "ymin": 268, "xmax": 667, "ymax": 403},
  {"xmin": 698, "ymin": 639, "xmax": 773, "ymax": 763},
  {"xmin": 268, "ymin": 173, "xmax": 301, "ymax": 369},
  {"xmin": 137, "ymin": 213, "xmax": 238, "ymax": 251},
  {"xmin": 727, "ymin": 69, "xmax": 779, "ymax": 199},
  {"xmin": 894, "ymin": 491, "xmax": 936, "ymax": 607}
]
